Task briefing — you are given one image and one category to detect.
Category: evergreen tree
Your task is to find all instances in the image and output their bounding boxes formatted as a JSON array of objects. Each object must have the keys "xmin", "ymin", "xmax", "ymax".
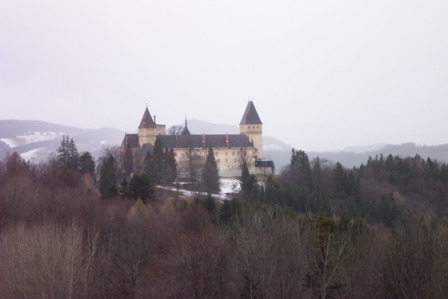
[
  {"xmin": 57, "ymin": 135, "xmax": 80, "ymax": 170},
  {"xmin": 122, "ymin": 148, "xmax": 134, "ymax": 178},
  {"xmin": 334, "ymin": 162, "xmax": 347, "ymax": 195},
  {"xmin": 67, "ymin": 137, "xmax": 80, "ymax": 170},
  {"xmin": 165, "ymin": 147, "xmax": 177, "ymax": 183},
  {"xmin": 79, "ymin": 151, "xmax": 95, "ymax": 175},
  {"xmin": 143, "ymin": 151, "xmax": 155, "ymax": 179},
  {"xmin": 119, "ymin": 178, "xmax": 130, "ymax": 198},
  {"xmin": 152, "ymin": 136, "xmax": 165, "ymax": 183},
  {"xmin": 240, "ymin": 160, "xmax": 259, "ymax": 201},
  {"xmin": 99, "ymin": 154, "xmax": 118, "ymax": 198},
  {"xmin": 128, "ymin": 173, "xmax": 155, "ymax": 202},
  {"xmin": 201, "ymin": 147, "xmax": 220, "ymax": 196},
  {"xmin": 289, "ymin": 149, "xmax": 312, "ymax": 189}
]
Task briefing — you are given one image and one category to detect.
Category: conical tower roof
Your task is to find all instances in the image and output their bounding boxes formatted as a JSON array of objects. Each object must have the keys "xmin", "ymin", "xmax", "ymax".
[
  {"xmin": 180, "ymin": 117, "xmax": 191, "ymax": 135},
  {"xmin": 138, "ymin": 107, "xmax": 157, "ymax": 129},
  {"xmin": 240, "ymin": 101, "xmax": 262, "ymax": 125}
]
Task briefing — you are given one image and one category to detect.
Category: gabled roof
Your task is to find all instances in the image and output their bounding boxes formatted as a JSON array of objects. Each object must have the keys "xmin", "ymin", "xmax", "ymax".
[
  {"xmin": 158, "ymin": 134, "xmax": 253, "ymax": 149},
  {"xmin": 138, "ymin": 107, "xmax": 157, "ymax": 129},
  {"xmin": 240, "ymin": 101, "xmax": 262, "ymax": 125},
  {"xmin": 180, "ymin": 118, "xmax": 191, "ymax": 135},
  {"xmin": 121, "ymin": 134, "xmax": 140, "ymax": 148},
  {"xmin": 180, "ymin": 126, "xmax": 191, "ymax": 135}
]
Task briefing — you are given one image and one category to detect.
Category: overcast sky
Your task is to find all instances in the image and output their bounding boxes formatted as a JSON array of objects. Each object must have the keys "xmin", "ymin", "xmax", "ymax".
[{"xmin": 1, "ymin": 0, "xmax": 447, "ymax": 151}]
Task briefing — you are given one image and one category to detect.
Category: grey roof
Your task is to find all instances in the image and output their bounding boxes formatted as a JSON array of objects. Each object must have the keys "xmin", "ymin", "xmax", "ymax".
[
  {"xmin": 121, "ymin": 134, "xmax": 140, "ymax": 148},
  {"xmin": 138, "ymin": 107, "xmax": 157, "ymax": 129},
  {"xmin": 180, "ymin": 126, "xmax": 191, "ymax": 135},
  {"xmin": 240, "ymin": 101, "xmax": 262, "ymax": 125},
  {"xmin": 159, "ymin": 134, "xmax": 253, "ymax": 149}
]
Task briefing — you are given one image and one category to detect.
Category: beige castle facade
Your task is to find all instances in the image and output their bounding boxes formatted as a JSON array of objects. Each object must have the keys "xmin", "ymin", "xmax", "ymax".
[{"xmin": 122, "ymin": 101, "xmax": 273, "ymax": 178}]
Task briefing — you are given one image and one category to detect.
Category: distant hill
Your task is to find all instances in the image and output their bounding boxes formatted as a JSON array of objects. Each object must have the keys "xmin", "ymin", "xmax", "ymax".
[
  {"xmin": 0, "ymin": 120, "xmax": 292, "ymax": 170},
  {"xmin": 2, "ymin": 119, "xmax": 448, "ymax": 172},
  {"xmin": 309, "ymin": 143, "xmax": 448, "ymax": 168},
  {"xmin": 0, "ymin": 120, "xmax": 124, "ymax": 161}
]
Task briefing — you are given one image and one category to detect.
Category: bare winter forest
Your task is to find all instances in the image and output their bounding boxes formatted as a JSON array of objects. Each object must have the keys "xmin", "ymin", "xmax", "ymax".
[{"xmin": 1, "ymin": 136, "xmax": 448, "ymax": 298}]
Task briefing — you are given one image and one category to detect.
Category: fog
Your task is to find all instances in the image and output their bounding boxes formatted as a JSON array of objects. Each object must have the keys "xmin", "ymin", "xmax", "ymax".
[{"xmin": 1, "ymin": 0, "xmax": 448, "ymax": 151}]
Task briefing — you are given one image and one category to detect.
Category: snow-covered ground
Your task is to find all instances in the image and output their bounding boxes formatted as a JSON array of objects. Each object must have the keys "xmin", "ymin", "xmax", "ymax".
[
  {"xmin": 160, "ymin": 178, "xmax": 241, "ymax": 201},
  {"xmin": 20, "ymin": 148, "xmax": 47, "ymax": 161},
  {"xmin": 219, "ymin": 178, "xmax": 241, "ymax": 197},
  {"xmin": 0, "ymin": 131, "xmax": 63, "ymax": 148}
]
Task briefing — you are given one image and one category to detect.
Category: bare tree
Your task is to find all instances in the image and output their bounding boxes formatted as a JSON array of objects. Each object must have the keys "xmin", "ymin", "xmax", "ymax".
[{"xmin": 0, "ymin": 222, "xmax": 99, "ymax": 299}]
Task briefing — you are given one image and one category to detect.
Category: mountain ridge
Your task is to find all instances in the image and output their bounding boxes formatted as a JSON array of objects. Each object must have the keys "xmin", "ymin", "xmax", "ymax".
[{"xmin": 1, "ymin": 119, "xmax": 448, "ymax": 171}]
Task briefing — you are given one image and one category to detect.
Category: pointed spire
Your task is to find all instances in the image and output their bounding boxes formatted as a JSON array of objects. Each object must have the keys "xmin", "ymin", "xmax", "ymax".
[
  {"xmin": 180, "ymin": 116, "xmax": 191, "ymax": 135},
  {"xmin": 138, "ymin": 106, "xmax": 157, "ymax": 129},
  {"xmin": 240, "ymin": 100, "xmax": 262, "ymax": 125}
]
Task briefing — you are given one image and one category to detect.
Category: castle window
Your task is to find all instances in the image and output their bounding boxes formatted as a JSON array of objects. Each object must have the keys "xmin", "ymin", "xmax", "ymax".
[
  {"xmin": 225, "ymin": 159, "xmax": 228, "ymax": 163},
  {"xmin": 225, "ymin": 151, "xmax": 228, "ymax": 156}
]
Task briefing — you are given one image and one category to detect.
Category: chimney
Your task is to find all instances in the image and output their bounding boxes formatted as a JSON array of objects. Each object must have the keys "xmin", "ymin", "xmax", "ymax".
[
  {"xmin": 226, "ymin": 132, "xmax": 229, "ymax": 148},
  {"xmin": 202, "ymin": 133, "xmax": 206, "ymax": 149},
  {"xmin": 154, "ymin": 115, "xmax": 157, "ymax": 125}
]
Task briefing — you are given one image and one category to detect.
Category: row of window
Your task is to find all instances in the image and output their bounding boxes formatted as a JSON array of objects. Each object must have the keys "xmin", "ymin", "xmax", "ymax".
[{"xmin": 173, "ymin": 149, "xmax": 252, "ymax": 157}]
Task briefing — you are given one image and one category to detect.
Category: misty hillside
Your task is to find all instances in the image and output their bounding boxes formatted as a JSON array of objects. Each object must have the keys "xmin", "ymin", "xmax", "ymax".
[
  {"xmin": 309, "ymin": 143, "xmax": 448, "ymax": 169},
  {"xmin": 2, "ymin": 119, "xmax": 448, "ymax": 172},
  {"xmin": 0, "ymin": 120, "xmax": 124, "ymax": 161},
  {"xmin": 0, "ymin": 120, "xmax": 292, "ymax": 169}
]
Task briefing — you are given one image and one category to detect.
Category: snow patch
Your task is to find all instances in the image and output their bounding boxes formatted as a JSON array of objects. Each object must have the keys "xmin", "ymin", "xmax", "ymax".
[
  {"xmin": 0, "ymin": 138, "xmax": 18, "ymax": 148},
  {"xmin": 1, "ymin": 131, "xmax": 63, "ymax": 148},
  {"xmin": 20, "ymin": 147, "xmax": 46, "ymax": 161},
  {"xmin": 220, "ymin": 178, "xmax": 241, "ymax": 197},
  {"xmin": 159, "ymin": 178, "xmax": 241, "ymax": 201}
]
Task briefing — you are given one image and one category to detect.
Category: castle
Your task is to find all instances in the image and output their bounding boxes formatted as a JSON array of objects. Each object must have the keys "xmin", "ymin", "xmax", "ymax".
[{"xmin": 121, "ymin": 101, "xmax": 274, "ymax": 178}]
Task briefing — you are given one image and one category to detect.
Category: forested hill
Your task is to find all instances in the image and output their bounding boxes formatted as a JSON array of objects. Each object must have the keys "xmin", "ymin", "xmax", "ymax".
[
  {"xmin": 307, "ymin": 143, "xmax": 448, "ymax": 169},
  {"xmin": 1, "ymin": 140, "xmax": 448, "ymax": 297},
  {"xmin": 263, "ymin": 151, "xmax": 448, "ymax": 223}
]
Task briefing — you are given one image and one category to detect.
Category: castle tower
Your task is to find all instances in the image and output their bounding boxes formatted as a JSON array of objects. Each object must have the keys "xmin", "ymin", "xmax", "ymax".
[
  {"xmin": 138, "ymin": 106, "xmax": 159, "ymax": 146},
  {"xmin": 240, "ymin": 101, "xmax": 263, "ymax": 159}
]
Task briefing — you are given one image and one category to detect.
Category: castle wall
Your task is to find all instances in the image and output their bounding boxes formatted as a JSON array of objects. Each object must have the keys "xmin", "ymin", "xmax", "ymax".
[{"xmin": 172, "ymin": 146, "xmax": 256, "ymax": 178}]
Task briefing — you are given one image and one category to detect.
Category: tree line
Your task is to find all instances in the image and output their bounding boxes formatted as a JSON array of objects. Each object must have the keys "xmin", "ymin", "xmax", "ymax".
[{"xmin": 1, "ymin": 138, "xmax": 448, "ymax": 298}]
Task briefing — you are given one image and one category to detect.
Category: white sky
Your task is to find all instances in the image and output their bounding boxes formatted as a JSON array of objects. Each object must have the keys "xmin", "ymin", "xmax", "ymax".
[{"xmin": 1, "ymin": 0, "xmax": 448, "ymax": 151}]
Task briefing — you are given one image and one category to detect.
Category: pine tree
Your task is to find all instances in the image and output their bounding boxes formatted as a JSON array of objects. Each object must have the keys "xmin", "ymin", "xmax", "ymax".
[
  {"xmin": 143, "ymin": 151, "xmax": 155, "ymax": 180},
  {"xmin": 289, "ymin": 149, "xmax": 312, "ymax": 189},
  {"xmin": 79, "ymin": 151, "xmax": 95, "ymax": 175},
  {"xmin": 165, "ymin": 147, "xmax": 177, "ymax": 183},
  {"xmin": 128, "ymin": 173, "xmax": 155, "ymax": 202},
  {"xmin": 56, "ymin": 135, "xmax": 80, "ymax": 170},
  {"xmin": 119, "ymin": 178, "xmax": 130, "ymax": 198},
  {"xmin": 152, "ymin": 136, "xmax": 165, "ymax": 184},
  {"xmin": 240, "ymin": 160, "xmax": 259, "ymax": 201},
  {"xmin": 122, "ymin": 148, "xmax": 134, "ymax": 178},
  {"xmin": 99, "ymin": 154, "xmax": 118, "ymax": 198},
  {"xmin": 202, "ymin": 147, "xmax": 220, "ymax": 196}
]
